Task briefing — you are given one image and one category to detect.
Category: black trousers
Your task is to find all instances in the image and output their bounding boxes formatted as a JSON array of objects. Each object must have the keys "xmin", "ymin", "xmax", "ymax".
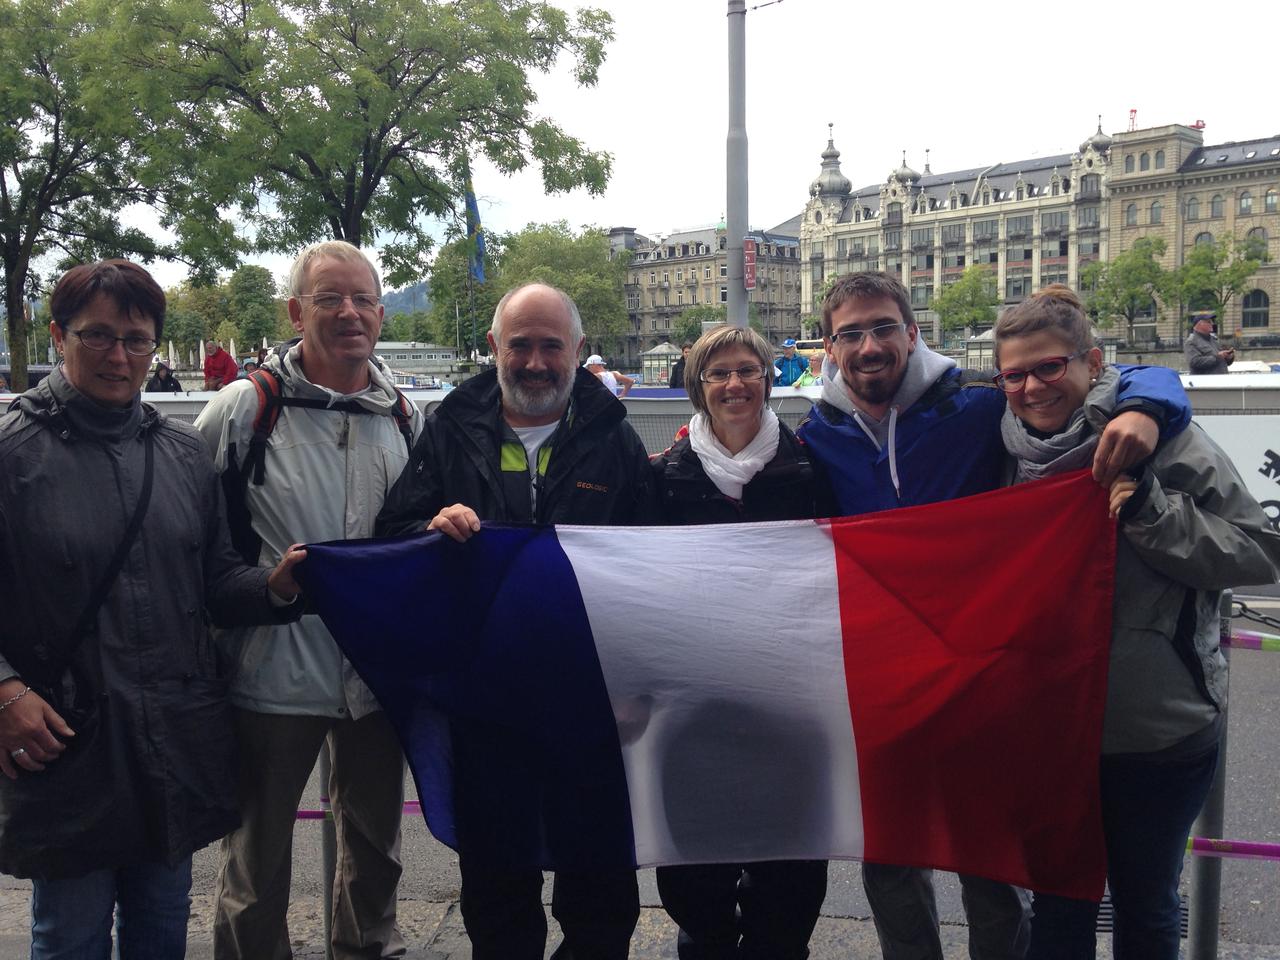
[
  {"xmin": 656, "ymin": 860, "xmax": 828, "ymax": 960},
  {"xmin": 458, "ymin": 857, "xmax": 640, "ymax": 960}
]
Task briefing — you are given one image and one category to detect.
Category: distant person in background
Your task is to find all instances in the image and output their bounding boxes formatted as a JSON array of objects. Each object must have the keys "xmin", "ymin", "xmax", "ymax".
[
  {"xmin": 242, "ymin": 359, "xmax": 259, "ymax": 377},
  {"xmin": 1183, "ymin": 311, "xmax": 1233, "ymax": 375},
  {"xmin": 669, "ymin": 342, "xmax": 692, "ymax": 389},
  {"xmin": 791, "ymin": 352, "xmax": 824, "ymax": 388},
  {"xmin": 145, "ymin": 359, "xmax": 184, "ymax": 393},
  {"xmin": 774, "ymin": 338, "xmax": 807, "ymax": 386},
  {"xmin": 0, "ymin": 375, "xmax": 8, "ymax": 392},
  {"xmin": 585, "ymin": 354, "xmax": 634, "ymax": 397},
  {"xmin": 203, "ymin": 340, "xmax": 240, "ymax": 391}
]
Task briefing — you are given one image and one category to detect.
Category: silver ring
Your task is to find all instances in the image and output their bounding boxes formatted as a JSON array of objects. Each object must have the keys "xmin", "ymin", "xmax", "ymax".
[{"xmin": 10, "ymin": 748, "xmax": 25, "ymax": 759}]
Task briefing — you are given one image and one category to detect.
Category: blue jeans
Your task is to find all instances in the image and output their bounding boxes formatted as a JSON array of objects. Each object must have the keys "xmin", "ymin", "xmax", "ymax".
[
  {"xmin": 1028, "ymin": 737, "xmax": 1220, "ymax": 960},
  {"xmin": 30, "ymin": 857, "xmax": 193, "ymax": 960}
]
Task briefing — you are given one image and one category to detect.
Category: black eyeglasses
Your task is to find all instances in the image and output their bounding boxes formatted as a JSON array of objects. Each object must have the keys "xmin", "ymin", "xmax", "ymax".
[
  {"xmin": 69, "ymin": 329, "xmax": 158, "ymax": 357},
  {"xmin": 297, "ymin": 292, "xmax": 380, "ymax": 311},
  {"xmin": 993, "ymin": 350, "xmax": 1090, "ymax": 393},
  {"xmin": 830, "ymin": 322, "xmax": 905, "ymax": 348},
  {"xmin": 700, "ymin": 363, "xmax": 768, "ymax": 383}
]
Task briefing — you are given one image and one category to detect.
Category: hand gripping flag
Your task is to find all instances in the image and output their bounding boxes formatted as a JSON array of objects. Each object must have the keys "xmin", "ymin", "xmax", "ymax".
[{"xmin": 299, "ymin": 470, "xmax": 1114, "ymax": 899}]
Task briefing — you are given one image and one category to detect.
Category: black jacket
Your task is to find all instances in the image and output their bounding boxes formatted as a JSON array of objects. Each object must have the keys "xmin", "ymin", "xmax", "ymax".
[
  {"xmin": 376, "ymin": 366, "xmax": 657, "ymax": 533},
  {"xmin": 652, "ymin": 423, "xmax": 835, "ymax": 524},
  {"xmin": 144, "ymin": 370, "xmax": 183, "ymax": 393},
  {"xmin": 0, "ymin": 370, "xmax": 294, "ymax": 879}
]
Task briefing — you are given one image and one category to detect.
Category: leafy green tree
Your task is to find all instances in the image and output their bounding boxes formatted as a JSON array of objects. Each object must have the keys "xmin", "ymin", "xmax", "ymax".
[
  {"xmin": 115, "ymin": 0, "xmax": 615, "ymax": 286},
  {"xmin": 498, "ymin": 222, "xmax": 627, "ymax": 355},
  {"xmin": 930, "ymin": 265, "xmax": 999, "ymax": 333},
  {"xmin": 1082, "ymin": 237, "xmax": 1167, "ymax": 341},
  {"xmin": 0, "ymin": 0, "xmax": 165, "ymax": 389},
  {"xmin": 673, "ymin": 304, "xmax": 763, "ymax": 346},
  {"xmin": 1166, "ymin": 235, "xmax": 1268, "ymax": 334},
  {"xmin": 227, "ymin": 265, "xmax": 280, "ymax": 352}
]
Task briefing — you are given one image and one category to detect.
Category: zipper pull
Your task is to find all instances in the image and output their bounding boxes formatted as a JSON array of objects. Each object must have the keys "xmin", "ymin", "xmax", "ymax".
[{"xmin": 337, "ymin": 413, "xmax": 349, "ymax": 448}]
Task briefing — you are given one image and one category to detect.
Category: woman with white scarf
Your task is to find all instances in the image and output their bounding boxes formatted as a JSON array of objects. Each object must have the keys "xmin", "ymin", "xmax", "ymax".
[
  {"xmin": 651, "ymin": 323, "xmax": 834, "ymax": 959},
  {"xmin": 994, "ymin": 285, "xmax": 1280, "ymax": 960}
]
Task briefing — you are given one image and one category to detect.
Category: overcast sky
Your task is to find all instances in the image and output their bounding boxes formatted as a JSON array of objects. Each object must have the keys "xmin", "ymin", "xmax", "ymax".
[{"xmin": 145, "ymin": 0, "xmax": 1273, "ymax": 290}]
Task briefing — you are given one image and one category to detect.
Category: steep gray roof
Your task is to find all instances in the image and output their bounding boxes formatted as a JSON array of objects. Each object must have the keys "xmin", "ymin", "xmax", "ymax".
[{"xmin": 1181, "ymin": 136, "xmax": 1280, "ymax": 174}]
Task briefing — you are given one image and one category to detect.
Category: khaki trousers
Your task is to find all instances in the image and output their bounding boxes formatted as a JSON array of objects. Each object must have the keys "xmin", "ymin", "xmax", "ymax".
[{"xmin": 213, "ymin": 708, "xmax": 406, "ymax": 960}]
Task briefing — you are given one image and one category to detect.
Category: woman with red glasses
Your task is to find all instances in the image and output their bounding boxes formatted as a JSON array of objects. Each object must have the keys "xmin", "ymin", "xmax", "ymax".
[{"xmin": 993, "ymin": 285, "xmax": 1280, "ymax": 960}]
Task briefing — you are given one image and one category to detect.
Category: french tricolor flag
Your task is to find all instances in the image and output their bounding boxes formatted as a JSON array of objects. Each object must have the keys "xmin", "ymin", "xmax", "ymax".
[{"xmin": 301, "ymin": 471, "xmax": 1114, "ymax": 900}]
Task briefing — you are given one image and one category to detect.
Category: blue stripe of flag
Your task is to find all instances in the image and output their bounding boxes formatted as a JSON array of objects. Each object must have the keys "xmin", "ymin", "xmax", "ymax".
[{"xmin": 300, "ymin": 526, "xmax": 637, "ymax": 870}]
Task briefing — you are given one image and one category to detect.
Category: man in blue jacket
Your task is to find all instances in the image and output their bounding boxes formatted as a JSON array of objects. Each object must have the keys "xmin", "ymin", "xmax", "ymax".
[
  {"xmin": 774, "ymin": 338, "xmax": 808, "ymax": 386},
  {"xmin": 798, "ymin": 272, "xmax": 1190, "ymax": 960}
]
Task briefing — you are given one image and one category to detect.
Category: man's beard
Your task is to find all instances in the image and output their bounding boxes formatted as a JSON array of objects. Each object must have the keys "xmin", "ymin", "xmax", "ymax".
[{"xmin": 498, "ymin": 364, "xmax": 574, "ymax": 420}]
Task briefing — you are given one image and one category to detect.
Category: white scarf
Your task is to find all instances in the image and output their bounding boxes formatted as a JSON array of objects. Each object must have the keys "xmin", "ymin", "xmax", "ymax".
[{"xmin": 688, "ymin": 407, "xmax": 781, "ymax": 499}]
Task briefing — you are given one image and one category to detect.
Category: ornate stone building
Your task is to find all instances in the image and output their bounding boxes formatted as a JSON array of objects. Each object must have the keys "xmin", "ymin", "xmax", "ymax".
[
  {"xmin": 610, "ymin": 220, "xmax": 804, "ymax": 368},
  {"xmin": 800, "ymin": 121, "xmax": 1278, "ymax": 345}
]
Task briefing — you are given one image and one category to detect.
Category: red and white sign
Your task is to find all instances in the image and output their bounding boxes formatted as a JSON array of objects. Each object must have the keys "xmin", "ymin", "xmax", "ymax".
[{"xmin": 743, "ymin": 238, "xmax": 757, "ymax": 291}]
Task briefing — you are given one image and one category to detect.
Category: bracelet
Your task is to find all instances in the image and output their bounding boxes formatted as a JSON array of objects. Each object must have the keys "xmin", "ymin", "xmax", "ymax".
[{"xmin": 0, "ymin": 687, "xmax": 30, "ymax": 712}]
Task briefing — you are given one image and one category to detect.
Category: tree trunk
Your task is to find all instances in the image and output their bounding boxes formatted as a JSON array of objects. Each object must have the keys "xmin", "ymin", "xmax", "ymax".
[{"xmin": 4, "ymin": 279, "xmax": 30, "ymax": 393}]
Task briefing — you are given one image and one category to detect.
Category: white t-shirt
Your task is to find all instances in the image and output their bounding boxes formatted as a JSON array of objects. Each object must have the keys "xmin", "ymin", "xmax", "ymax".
[
  {"xmin": 511, "ymin": 421, "xmax": 558, "ymax": 511},
  {"xmin": 599, "ymin": 371, "xmax": 622, "ymax": 396}
]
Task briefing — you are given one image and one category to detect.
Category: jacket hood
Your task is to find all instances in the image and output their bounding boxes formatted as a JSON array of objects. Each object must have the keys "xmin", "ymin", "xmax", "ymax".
[
  {"xmin": 266, "ymin": 340, "xmax": 404, "ymax": 414},
  {"xmin": 819, "ymin": 337, "xmax": 956, "ymax": 421}
]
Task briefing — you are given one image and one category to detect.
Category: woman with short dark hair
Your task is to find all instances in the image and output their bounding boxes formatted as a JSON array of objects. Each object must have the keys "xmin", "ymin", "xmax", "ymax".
[
  {"xmin": 653, "ymin": 323, "xmax": 834, "ymax": 959},
  {"xmin": 0, "ymin": 259, "xmax": 306, "ymax": 958}
]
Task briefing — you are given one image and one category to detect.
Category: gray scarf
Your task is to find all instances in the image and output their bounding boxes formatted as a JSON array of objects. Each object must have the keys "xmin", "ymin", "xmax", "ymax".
[{"xmin": 1000, "ymin": 367, "xmax": 1119, "ymax": 484}]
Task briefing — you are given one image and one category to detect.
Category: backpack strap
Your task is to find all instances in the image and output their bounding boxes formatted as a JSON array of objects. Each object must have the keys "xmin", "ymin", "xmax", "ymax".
[{"xmin": 246, "ymin": 368, "xmax": 287, "ymax": 487}]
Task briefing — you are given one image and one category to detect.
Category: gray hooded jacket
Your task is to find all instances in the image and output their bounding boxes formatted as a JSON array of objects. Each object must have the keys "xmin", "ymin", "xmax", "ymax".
[{"xmin": 1002, "ymin": 368, "xmax": 1280, "ymax": 753}]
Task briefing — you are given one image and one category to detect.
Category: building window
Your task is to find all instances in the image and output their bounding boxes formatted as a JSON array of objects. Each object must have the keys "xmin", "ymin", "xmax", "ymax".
[
  {"xmin": 1040, "ymin": 270, "xmax": 1069, "ymax": 289},
  {"xmin": 1186, "ymin": 196, "xmax": 1200, "ymax": 221},
  {"xmin": 911, "ymin": 252, "xmax": 934, "ymax": 271},
  {"xmin": 1243, "ymin": 290, "xmax": 1270, "ymax": 328},
  {"xmin": 720, "ymin": 262, "xmax": 727, "ymax": 278},
  {"xmin": 836, "ymin": 238, "xmax": 847, "ymax": 257},
  {"xmin": 1042, "ymin": 239, "xmax": 1069, "ymax": 258},
  {"xmin": 626, "ymin": 291, "xmax": 640, "ymax": 310},
  {"xmin": 942, "ymin": 223, "xmax": 965, "ymax": 245},
  {"xmin": 1124, "ymin": 155, "xmax": 1135, "ymax": 173},
  {"xmin": 973, "ymin": 219, "xmax": 998, "ymax": 241},
  {"xmin": 1140, "ymin": 152, "xmax": 1150, "ymax": 171},
  {"xmin": 910, "ymin": 283, "xmax": 934, "ymax": 307},
  {"xmin": 1125, "ymin": 203, "xmax": 1138, "ymax": 226},
  {"xmin": 662, "ymin": 271, "xmax": 669, "ymax": 283},
  {"xmin": 1246, "ymin": 227, "xmax": 1268, "ymax": 254},
  {"xmin": 910, "ymin": 227, "xmax": 934, "ymax": 247},
  {"xmin": 1006, "ymin": 243, "xmax": 1032, "ymax": 264},
  {"xmin": 810, "ymin": 257, "xmax": 823, "ymax": 283},
  {"xmin": 1006, "ymin": 273, "xmax": 1032, "ymax": 300},
  {"xmin": 1155, "ymin": 149, "xmax": 1165, "ymax": 168},
  {"xmin": 649, "ymin": 271, "xmax": 656, "ymax": 284},
  {"xmin": 982, "ymin": 191, "xmax": 990, "ymax": 205},
  {"xmin": 943, "ymin": 252, "xmax": 966, "ymax": 269},
  {"xmin": 704, "ymin": 265, "xmax": 712, "ymax": 279},
  {"xmin": 1078, "ymin": 204, "xmax": 1100, "ymax": 227},
  {"xmin": 1240, "ymin": 191, "xmax": 1253, "ymax": 215},
  {"xmin": 1150, "ymin": 200, "xmax": 1162, "ymax": 225},
  {"xmin": 1042, "ymin": 211, "xmax": 1068, "ymax": 232},
  {"xmin": 1210, "ymin": 194, "xmax": 1224, "ymax": 218},
  {"xmin": 1267, "ymin": 190, "xmax": 1278, "ymax": 214},
  {"xmin": 719, "ymin": 285, "xmax": 728, "ymax": 303},
  {"xmin": 1079, "ymin": 237, "xmax": 1100, "ymax": 258},
  {"xmin": 1194, "ymin": 232, "xmax": 1214, "ymax": 246},
  {"xmin": 1006, "ymin": 215, "xmax": 1032, "ymax": 237}
]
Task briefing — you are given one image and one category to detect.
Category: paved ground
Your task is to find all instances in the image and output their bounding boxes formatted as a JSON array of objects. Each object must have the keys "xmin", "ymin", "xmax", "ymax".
[{"xmin": 1, "ymin": 606, "xmax": 1277, "ymax": 958}]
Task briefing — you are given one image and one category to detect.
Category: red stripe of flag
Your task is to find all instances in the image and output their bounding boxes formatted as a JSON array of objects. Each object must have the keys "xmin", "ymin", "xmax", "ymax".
[{"xmin": 831, "ymin": 470, "xmax": 1113, "ymax": 900}]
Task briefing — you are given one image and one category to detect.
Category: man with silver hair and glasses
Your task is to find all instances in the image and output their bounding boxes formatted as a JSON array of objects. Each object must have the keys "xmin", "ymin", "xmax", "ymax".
[
  {"xmin": 196, "ymin": 240, "xmax": 423, "ymax": 960},
  {"xmin": 376, "ymin": 282, "xmax": 656, "ymax": 960}
]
